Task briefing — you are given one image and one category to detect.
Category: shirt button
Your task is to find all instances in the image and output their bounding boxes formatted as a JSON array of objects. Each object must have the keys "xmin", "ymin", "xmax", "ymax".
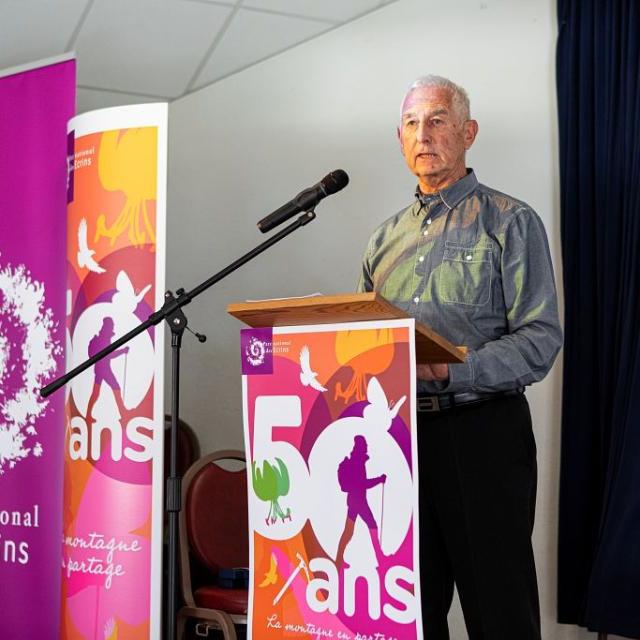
[
  {"xmin": 419, "ymin": 256, "xmax": 425, "ymax": 262},
  {"xmin": 413, "ymin": 296, "xmax": 420, "ymax": 304},
  {"xmin": 427, "ymin": 219, "xmax": 432, "ymax": 225},
  {"xmin": 423, "ymin": 230, "xmax": 429, "ymax": 236},
  {"xmin": 466, "ymin": 255, "xmax": 473, "ymax": 261}
]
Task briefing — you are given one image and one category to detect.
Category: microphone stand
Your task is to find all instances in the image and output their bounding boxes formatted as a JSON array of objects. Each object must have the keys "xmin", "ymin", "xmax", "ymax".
[{"xmin": 41, "ymin": 209, "xmax": 317, "ymax": 640}]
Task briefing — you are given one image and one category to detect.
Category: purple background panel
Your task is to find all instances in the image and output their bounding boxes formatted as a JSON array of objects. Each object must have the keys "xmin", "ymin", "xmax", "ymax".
[
  {"xmin": 67, "ymin": 130, "xmax": 74, "ymax": 203},
  {"xmin": 0, "ymin": 58, "xmax": 76, "ymax": 639}
]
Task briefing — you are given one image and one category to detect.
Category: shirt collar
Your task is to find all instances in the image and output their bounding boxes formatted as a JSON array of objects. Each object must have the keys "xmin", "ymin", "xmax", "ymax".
[{"xmin": 414, "ymin": 169, "xmax": 478, "ymax": 213}]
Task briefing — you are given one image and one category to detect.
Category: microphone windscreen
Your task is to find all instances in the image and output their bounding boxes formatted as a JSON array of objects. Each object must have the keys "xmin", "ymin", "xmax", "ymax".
[{"xmin": 321, "ymin": 169, "xmax": 349, "ymax": 195}]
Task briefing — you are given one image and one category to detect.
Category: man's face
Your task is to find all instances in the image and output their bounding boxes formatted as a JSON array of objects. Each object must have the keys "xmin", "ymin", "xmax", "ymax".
[{"xmin": 398, "ymin": 85, "xmax": 478, "ymax": 192}]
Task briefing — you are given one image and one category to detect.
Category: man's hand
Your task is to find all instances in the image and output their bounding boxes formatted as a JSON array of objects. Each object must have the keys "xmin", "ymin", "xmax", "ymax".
[{"xmin": 417, "ymin": 363, "xmax": 449, "ymax": 381}]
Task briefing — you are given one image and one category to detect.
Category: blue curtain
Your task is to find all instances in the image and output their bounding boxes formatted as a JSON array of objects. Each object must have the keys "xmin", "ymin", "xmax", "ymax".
[{"xmin": 557, "ymin": 0, "xmax": 640, "ymax": 636}]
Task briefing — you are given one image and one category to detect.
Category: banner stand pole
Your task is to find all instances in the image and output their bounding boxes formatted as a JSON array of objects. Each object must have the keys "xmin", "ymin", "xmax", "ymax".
[{"xmin": 41, "ymin": 209, "xmax": 317, "ymax": 640}]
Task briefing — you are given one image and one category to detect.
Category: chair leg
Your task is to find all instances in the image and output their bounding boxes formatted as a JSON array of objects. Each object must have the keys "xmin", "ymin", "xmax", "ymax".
[
  {"xmin": 176, "ymin": 607, "xmax": 238, "ymax": 640},
  {"xmin": 597, "ymin": 634, "xmax": 608, "ymax": 640},
  {"xmin": 209, "ymin": 610, "xmax": 237, "ymax": 640},
  {"xmin": 177, "ymin": 611, "xmax": 187, "ymax": 640}
]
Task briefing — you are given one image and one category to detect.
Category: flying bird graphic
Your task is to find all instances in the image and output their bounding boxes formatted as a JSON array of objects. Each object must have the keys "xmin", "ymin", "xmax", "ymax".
[
  {"xmin": 77, "ymin": 218, "xmax": 106, "ymax": 273},
  {"xmin": 299, "ymin": 345, "xmax": 327, "ymax": 392},
  {"xmin": 104, "ymin": 617, "xmax": 118, "ymax": 640},
  {"xmin": 258, "ymin": 553, "xmax": 279, "ymax": 588}
]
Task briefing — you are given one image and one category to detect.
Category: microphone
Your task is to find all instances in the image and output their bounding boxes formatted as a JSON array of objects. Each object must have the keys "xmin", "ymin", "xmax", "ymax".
[{"xmin": 257, "ymin": 169, "xmax": 349, "ymax": 233}]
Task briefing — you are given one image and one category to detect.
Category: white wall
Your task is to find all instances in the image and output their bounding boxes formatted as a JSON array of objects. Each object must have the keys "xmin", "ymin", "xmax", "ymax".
[{"xmin": 166, "ymin": 1, "xmax": 602, "ymax": 638}]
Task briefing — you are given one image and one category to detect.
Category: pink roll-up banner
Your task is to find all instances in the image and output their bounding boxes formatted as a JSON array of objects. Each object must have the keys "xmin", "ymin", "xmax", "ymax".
[
  {"xmin": 0, "ymin": 56, "xmax": 76, "ymax": 638},
  {"xmin": 62, "ymin": 104, "xmax": 167, "ymax": 640},
  {"xmin": 242, "ymin": 319, "xmax": 423, "ymax": 639}
]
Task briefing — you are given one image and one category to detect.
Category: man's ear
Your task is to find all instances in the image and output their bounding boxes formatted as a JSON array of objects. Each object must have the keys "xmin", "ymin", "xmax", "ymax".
[
  {"xmin": 464, "ymin": 119, "xmax": 479, "ymax": 150},
  {"xmin": 397, "ymin": 126, "xmax": 404, "ymax": 154}
]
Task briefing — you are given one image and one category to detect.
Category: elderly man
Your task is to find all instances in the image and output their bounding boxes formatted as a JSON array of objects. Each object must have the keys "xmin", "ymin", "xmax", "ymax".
[{"xmin": 358, "ymin": 76, "xmax": 562, "ymax": 639}]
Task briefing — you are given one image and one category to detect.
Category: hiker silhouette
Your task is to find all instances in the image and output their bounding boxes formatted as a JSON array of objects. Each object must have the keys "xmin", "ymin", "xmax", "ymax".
[
  {"xmin": 85, "ymin": 317, "xmax": 129, "ymax": 421},
  {"xmin": 335, "ymin": 434, "xmax": 386, "ymax": 568}
]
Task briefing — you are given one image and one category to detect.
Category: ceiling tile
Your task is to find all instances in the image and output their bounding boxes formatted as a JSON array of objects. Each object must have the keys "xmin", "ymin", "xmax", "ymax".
[
  {"xmin": 193, "ymin": 8, "xmax": 329, "ymax": 88},
  {"xmin": 242, "ymin": 0, "xmax": 383, "ymax": 23},
  {"xmin": 0, "ymin": 0, "xmax": 87, "ymax": 70},
  {"xmin": 74, "ymin": 0, "xmax": 233, "ymax": 98}
]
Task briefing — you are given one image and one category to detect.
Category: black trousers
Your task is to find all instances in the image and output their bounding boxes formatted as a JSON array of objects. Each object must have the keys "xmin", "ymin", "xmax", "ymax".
[{"xmin": 417, "ymin": 394, "xmax": 541, "ymax": 640}]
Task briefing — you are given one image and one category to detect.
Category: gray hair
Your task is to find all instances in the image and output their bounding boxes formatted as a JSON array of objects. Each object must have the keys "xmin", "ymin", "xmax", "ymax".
[{"xmin": 400, "ymin": 75, "xmax": 471, "ymax": 122}]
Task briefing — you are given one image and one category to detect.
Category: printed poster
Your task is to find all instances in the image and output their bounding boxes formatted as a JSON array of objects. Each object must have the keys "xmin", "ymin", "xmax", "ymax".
[
  {"xmin": 0, "ymin": 56, "xmax": 75, "ymax": 639},
  {"xmin": 62, "ymin": 104, "xmax": 167, "ymax": 640},
  {"xmin": 242, "ymin": 318, "xmax": 422, "ymax": 640}
]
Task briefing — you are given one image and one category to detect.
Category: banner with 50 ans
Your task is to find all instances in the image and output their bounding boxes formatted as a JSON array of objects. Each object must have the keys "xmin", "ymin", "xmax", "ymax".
[
  {"xmin": 242, "ymin": 318, "xmax": 422, "ymax": 640},
  {"xmin": 63, "ymin": 104, "xmax": 167, "ymax": 640}
]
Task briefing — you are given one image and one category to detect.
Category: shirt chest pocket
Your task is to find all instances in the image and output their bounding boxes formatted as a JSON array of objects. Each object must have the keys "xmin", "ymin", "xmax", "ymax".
[{"xmin": 438, "ymin": 242, "xmax": 493, "ymax": 306}]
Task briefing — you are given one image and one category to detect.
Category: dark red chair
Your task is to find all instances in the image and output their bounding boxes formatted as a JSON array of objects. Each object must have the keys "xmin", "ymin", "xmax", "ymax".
[
  {"xmin": 177, "ymin": 451, "xmax": 249, "ymax": 640},
  {"xmin": 164, "ymin": 414, "xmax": 200, "ymax": 479}
]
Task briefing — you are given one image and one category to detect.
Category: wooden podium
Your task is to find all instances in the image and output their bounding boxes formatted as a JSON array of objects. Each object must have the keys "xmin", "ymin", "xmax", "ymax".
[{"xmin": 227, "ymin": 292, "xmax": 466, "ymax": 364}]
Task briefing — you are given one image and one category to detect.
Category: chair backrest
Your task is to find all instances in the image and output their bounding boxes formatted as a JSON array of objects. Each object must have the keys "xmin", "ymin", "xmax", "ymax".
[{"xmin": 179, "ymin": 450, "xmax": 248, "ymax": 605}]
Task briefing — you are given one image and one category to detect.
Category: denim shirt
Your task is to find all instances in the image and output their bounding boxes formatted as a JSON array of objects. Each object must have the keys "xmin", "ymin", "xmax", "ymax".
[{"xmin": 357, "ymin": 170, "xmax": 563, "ymax": 394}]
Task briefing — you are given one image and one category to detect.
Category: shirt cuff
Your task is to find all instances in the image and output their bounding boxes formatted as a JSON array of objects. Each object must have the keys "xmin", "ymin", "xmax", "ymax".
[
  {"xmin": 444, "ymin": 355, "xmax": 474, "ymax": 393},
  {"xmin": 417, "ymin": 352, "xmax": 475, "ymax": 395}
]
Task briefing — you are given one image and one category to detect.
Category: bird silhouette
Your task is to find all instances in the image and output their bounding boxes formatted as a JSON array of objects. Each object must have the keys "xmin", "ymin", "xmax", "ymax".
[
  {"xmin": 77, "ymin": 218, "xmax": 106, "ymax": 273},
  {"xmin": 258, "ymin": 553, "xmax": 279, "ymax": 588},
  {"xmin": 104, "ymin": 617, "xmax": 118, "ymax": 640},
  {"xmin": 299, "ymin": 345, "xmax": 327, "ymax": 392}
]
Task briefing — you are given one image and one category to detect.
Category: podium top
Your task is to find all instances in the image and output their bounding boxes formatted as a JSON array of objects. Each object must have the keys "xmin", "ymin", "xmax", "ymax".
[{"xmin": 227, "ymin": 292, "xmax": 466, "ymax": 364}]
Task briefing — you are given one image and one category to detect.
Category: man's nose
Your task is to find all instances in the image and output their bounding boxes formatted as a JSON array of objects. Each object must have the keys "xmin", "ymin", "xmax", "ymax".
[{"xmin": 416, "ymin": 120, "xmax": 431, "ymax": 143}]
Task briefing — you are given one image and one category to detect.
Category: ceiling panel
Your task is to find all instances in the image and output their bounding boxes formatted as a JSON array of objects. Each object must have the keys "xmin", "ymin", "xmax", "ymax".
[
  {"xmin": 193, "ymin": 7, "xmax": 330, "ymax": 88},
  {"xmin": 0, "ymin": 0, "xmax": 87, "ymax": 70},
  {"xmin": 74, "ymin": 0, "xmax": 233, "ymax": 97},
  {"xmin": 242, "ymin": 0, "xmax": 384, "ymax": 23},
  {"xmin": 0, "ymin": 0, "xmax": 399, "ymax": 108}
]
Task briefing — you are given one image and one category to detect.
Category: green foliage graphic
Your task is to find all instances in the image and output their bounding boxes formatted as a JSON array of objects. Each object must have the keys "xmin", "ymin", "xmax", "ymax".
[{"xmin": 252, "ymin": 457, "xmax": 292, "ymax": 525}]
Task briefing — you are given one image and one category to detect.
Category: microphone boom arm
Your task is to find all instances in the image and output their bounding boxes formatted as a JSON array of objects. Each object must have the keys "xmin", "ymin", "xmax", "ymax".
[{"xmin": 41, "ymin": 208, "xmax": 317, "ymax": 398}]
